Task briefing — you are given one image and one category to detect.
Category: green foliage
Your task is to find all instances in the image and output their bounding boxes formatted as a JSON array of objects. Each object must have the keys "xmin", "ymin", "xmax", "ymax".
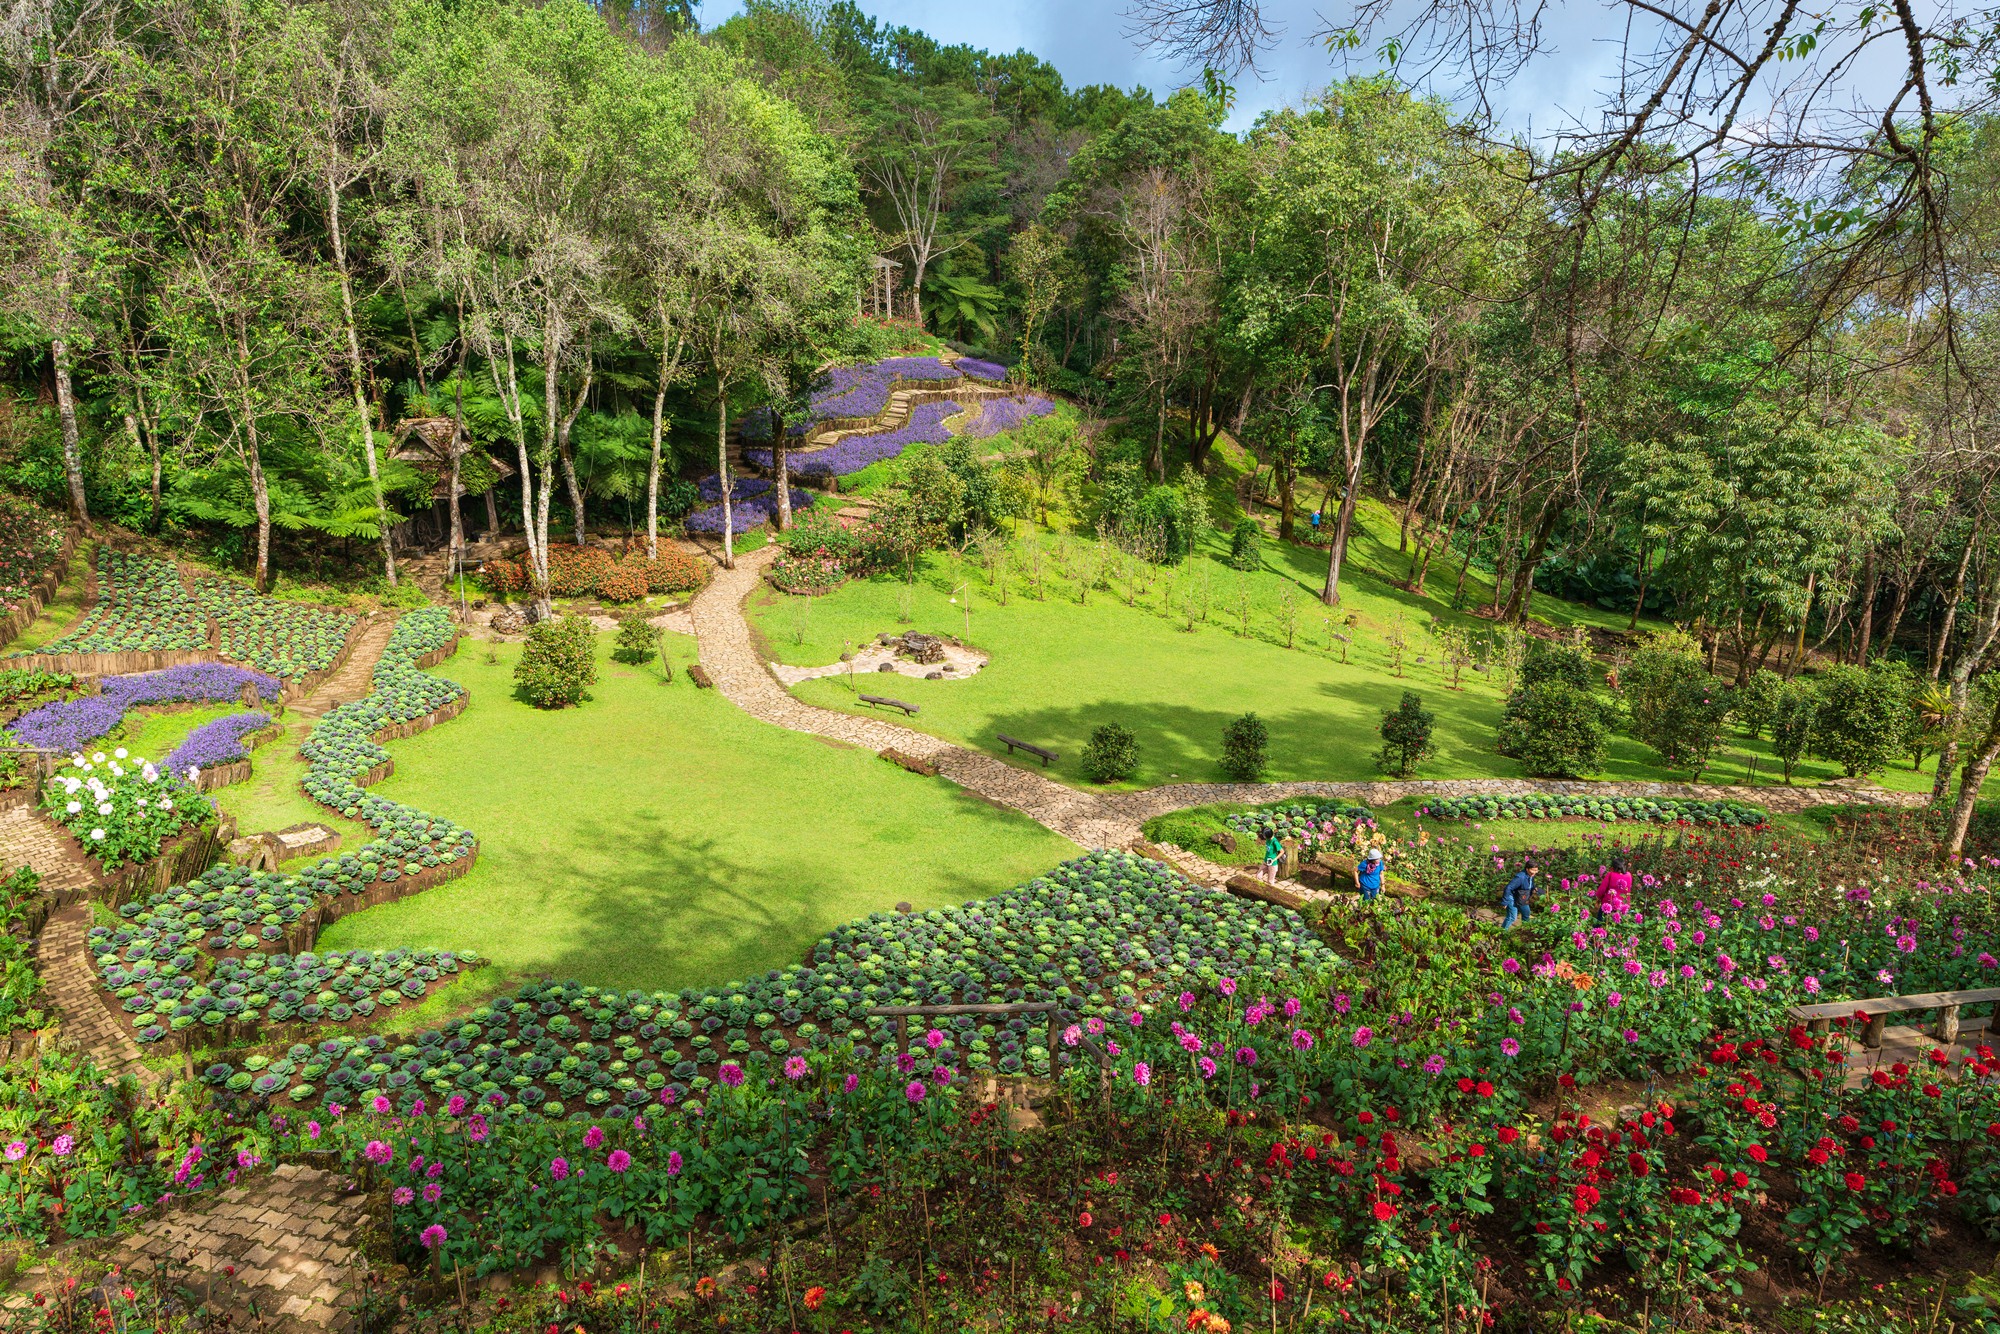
[
  {"xmin": 1734, "ymin": 669, "xmax": 1784, "ymax": 739},
  {"xmin": 1227, "ymin": 517, "xmax": 1262, "ymax": 571},
  {"xmin": 1082, "ymin": 722, "xmax": 1139, "ymax": 783},
  {"xmin": 515, "ymin": 615, "xmax": 598, "ymax": 709},
  {"xmin": 612, "ymin": 612, "xmax": 664, "ymax": 665},
  {"xmin": 1375, "ymin": 690, "xmax": 1436, "ymax": 776},
  {"xmin": 1498, "ymin": 679, "xmax": 1610, "ymax": 778},
  {"xmin": 1622, "ymin": 630, "xmax": 1732, "ymax": 775},
  {"xmin": 1769, "ymin": 678, "xmax": 1819, "ymax": 782},
  {"xmin": 1811, "ymin": 661, "xmax": 1916, "ymax": 777},
  {"xmin": 1219, "ymin": 712, "xmax": 1268, "ymax": 781}
]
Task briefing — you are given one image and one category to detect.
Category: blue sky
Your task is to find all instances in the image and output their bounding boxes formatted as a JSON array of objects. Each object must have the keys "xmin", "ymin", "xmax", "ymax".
[{"xmin": 699, "ymin": 0, "xmax": 1641, "ymax": 134}]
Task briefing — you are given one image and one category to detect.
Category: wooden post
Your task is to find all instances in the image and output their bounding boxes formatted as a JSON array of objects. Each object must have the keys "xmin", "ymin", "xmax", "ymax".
[
  {"xmin": 1936, "ymin": 1004, "xmax": 1961, "ymax": 1044},
  {"xmin": 895, "ymin": 1014, "xmax": 907, "ymax": 1056},
  {"xmin": 1861, "ymin": 1011, "xmax": 1886, "ymax": 1049}
]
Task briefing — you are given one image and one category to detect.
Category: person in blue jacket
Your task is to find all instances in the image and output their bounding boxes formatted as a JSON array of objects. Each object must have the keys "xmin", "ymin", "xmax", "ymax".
[
  {"xmin": 1502, "ymin": 857, "xmax": 1538, "ymax": 928},
  {"xmin": 1355, "ymin": 845, "xmax": 1384, "ymax": 901}
]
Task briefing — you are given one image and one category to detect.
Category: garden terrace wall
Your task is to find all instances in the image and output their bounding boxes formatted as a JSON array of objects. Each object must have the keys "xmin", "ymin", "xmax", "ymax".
[
  {"xmin": 92, "ymin": 820, "xmax": 232, "ymax": 909},
  {"xmin": 412, "ymin": 632, "xmax": 464, "ymax": 672},
  {"xmin": 292, "ymin": 692, "xmax": 468, "ymax": 800},
  {"xmin": 2, "ymin": 647, "xmax": 222, "ymax": 677},
  {"xmin": 273, "ymin": 612, "xmax": 375, "ymax": 706},
  {"xmin": 0, "ymin": 523, "xmax": 78, "ymax": 653}
]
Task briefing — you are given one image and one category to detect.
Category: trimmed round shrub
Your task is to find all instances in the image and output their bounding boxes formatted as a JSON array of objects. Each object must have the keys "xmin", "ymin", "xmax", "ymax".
[
  {"xmin": 1082, "ymin": 723, "xmax": 1139, "ymax": 784},
  {"xmin": 597, "ymin": 564, "xmax": 649, "ymax": 604},
  {"xmin": 515, "ymin": 615, "xmax": 598, "ymax": 709}
]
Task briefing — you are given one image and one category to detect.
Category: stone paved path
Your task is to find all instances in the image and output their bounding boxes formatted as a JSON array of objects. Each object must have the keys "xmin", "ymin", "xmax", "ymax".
[
  {"xmin": 33, "ymin": 903, "xmax": 145, "ymax": 1077},
  {"xmin": 104, "ymin": 1162, "xmax": 365, "ymax": 1331},
  {"xmin": 689, "ymin": 548, "xmax": 1924, "ymax": 869}
]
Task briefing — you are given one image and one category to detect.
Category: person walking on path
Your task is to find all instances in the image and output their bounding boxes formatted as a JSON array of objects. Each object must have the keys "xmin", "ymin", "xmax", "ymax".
[
  {"xmin": 1594, "ymin": 857, "xmax": 1633, "ymax": 916},
  {"xmin": 1260, "ymin": 827, "xmax": 1284, "ymax": 885},
  {"xmin": 1502, "ymin": 857, "xmax": 1538, "ymax": 929},
  {"xmin": 1355, "ymin": 845, "xmax": 1385, "ymax": 901}
]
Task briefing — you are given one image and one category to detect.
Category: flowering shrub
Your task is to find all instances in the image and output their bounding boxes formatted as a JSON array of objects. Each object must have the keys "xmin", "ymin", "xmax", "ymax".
[
  {"xmin": 810, "ymin": 356, "xmax": 961, "ymax": 420},
  {"xmin": 163, "ymin": 710, "xmax": 272, "ymax": 776},
  {"xmin": 961, "ymin": 393, "xmax": 1056, "ymax": 438},
  {"xmin": 955, "ymin": 357, "xmax": 1009, "ymax": 382},
  {"xmin": 6, "ymin": 662, "xmax": 280, "ymax": 754},
  {"xmin": 42, "ymin": 549, "xmax": 208, "ymax": 654},
  {"xmin": 39, "ymin": 750, "xmax": 209, "ymax": 869},
  {"xmin": 628, "ymin": 550, "xmax": 706, "ymax": 595},
  {"xmin": 595, "ymin": 563, "xmax": 649, "ymax": 603},
  {"xmin": 743, "ymin": 399, "xmax": 963, "ymax": 480}
]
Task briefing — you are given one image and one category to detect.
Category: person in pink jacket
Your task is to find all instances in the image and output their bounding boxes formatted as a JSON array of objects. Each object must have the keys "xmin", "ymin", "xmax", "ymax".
[{"xmin": 1594, "ymin": 857, "xmax": 1633, "ymax": 915}]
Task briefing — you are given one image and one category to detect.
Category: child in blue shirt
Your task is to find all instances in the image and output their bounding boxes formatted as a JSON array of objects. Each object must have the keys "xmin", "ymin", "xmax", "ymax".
[
  {"xmin": 1356, "ymin": 846, "xmax": 1384, "ymax": 901},
  {"xmin": 1502, "ymin": 858, "xmax": 1538, "ymax": 928}
]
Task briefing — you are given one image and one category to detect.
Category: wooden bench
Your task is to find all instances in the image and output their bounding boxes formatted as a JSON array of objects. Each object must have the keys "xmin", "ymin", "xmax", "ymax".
[
  {"xmin": 998, "ymin": 734, "xmax": 1058, "ymax": 767},
  {"xmin": 1788, "ymin": 986, "xmax": 2000, "ymax": 1047},
  {"xmin": 859, "ymin": 693, "xmax": 919, "ymax": 716}
]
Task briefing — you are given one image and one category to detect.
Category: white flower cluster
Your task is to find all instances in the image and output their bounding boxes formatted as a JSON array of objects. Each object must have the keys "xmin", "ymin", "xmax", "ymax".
[{"xmin": 60, "ymin": 749, "xmax": 173, "ymax": 841}]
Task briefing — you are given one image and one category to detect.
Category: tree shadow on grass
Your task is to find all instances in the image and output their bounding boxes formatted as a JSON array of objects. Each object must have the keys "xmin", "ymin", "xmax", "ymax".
[{"xmin": 974, "ymin": 688, "xmax": 1520, "ymax": 789}]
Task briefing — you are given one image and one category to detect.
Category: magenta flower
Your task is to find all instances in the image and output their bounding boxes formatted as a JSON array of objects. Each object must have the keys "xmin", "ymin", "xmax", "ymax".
[
  {"xmin": 372, "ymin": 1095, "xmax": 392, "ymax": 1115},
  {"xmin": 843, "ymin": 1073, "xmax": 859, "ymax": 1094},
  {"xmin": 3, "ymin": 1141, "xmax": 24, "ymax": 1162},
  {"xmin": 583, "ymin": 1125, "xmax": 605, "ymax": 1150},
  {"xmin": 1501, "ymin": 1038, "xmax": 1521, "ymax": 1057},
  {"xmin": 1178, "ymin": 991, "xmax": 1194, "ymax": 1011},
  {"xmin": 423, "ymin": 1182, "xmax": 442, "ymax": 1203},
  {"xmin": 1352, "ymin": 1027, "xmax": 1374, "ymax": 1049},
  {"xmin": 924, "ymin": 1028, "xmax": 945, "ymax": 1050},
  {"xmin": 362, "ymin": 1140, "xmax": 393, "ymax": 1166},
  {"xmin": 305, "ymin": 1121, "xmax": 321, "ymax": 1140},
  {"xmin": 1218, "ymin": 977, "xmax": 1237, "ymax": 997},
  {"xmin": 446, "ymin": 1095, "xmax": 467, "ymax": 1118},
  {"xmin": 784, "ymin": 1055, "xmax": 809, "ymax": 1080},
  {"xmin": 1290, "ymin": 1029, "xmax": 1314, "ymax": 1052},
  {"xmin": 392, "ymin": 1187, "xmax": 414, "ymax": 1206},
  {"xmin": 1502, "ymin": 958, "xmax": 1521, "ymax": 974},
  {"xmin": 1422, "ymin": 1054, "xmax": 1446, "ymax": 1075},
  {"xmin": 905, "ymin": 1080, "xmax": 927, "ymax": 1104},
  {"xmin": 549, "ymin": 1157, "xmax": 570, "ymax": 1181},
  {"xmin": 1132, "ymin": 1062, "xmax": 1151, "ymax": 1086},
  {"xmin": 718, "ymin": 1063, "xmax": 745, "ymax": 1088},
  {"xmin": 1234, "ymin": 1046, "xmax": 1257, "ymax": 1067},
  {"xmin": 667, "ymin": 1150, "xmax": 683, "ymax": 1176},
  {"xmin": 51, "ymin": 1135, "xmax": 73, "ymax": 1157},
  {"xmin": 1197, "ymin": 1057, "xmax": 1218, "ymax": 1079},
  {"xmin": 420, "ymin": 1224, "xmax": 447, "ymax": 1250},
  {"xmin": 607, "ymin": 1150, "xmax": 632, "ymax": 1174},
  {"xmin": 1623, "ymin": 1029, "xmax": 1639, "ymax": 1044},
  {"xmin": 1283, "ymin": 997, "xmax": 1302, "ymax": 1018}
]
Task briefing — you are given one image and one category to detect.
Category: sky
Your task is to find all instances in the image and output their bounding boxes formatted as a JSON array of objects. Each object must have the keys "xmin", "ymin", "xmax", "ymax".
[{"xmin": 698, "ymin": 0, "xmax": 1644, "ymax": 135}]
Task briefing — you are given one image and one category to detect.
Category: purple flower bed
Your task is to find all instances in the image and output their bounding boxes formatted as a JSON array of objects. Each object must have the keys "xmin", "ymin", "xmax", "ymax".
[
  {"xmin": 685, "ymin": 490, "xmax": 789, "ymax": 535},
  {"xmin": 695, "ymin": 474, "xmax": 777, "ymax": 503},
  {"xmin": 744, "ymin": 400, "xmax": 963, "ymax": 480},
  {"xmin": 810, "ymin": 356, "xmax": 961, "ymax": 420},
  {"xmin": 9, "ymin": 664, "xmax": 282, "ymax": 755},
  {"xmin": 165, "ymin": 711, "xmax": 272, "ymax": 776},
  {"xmin": 955, "ymin": 357, "xmax": 1009, "ymax": 382},
  {"xmin": 962, "ymin": 394, "xmax": 1057, "ymax": 439}
]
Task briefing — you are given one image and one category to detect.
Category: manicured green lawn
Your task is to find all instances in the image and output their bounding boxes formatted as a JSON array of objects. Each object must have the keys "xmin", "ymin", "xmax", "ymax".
[
  {"xmin": 750, "ymin": 519, "xmax": 1946, "ymax": 794},
  {"xmin": 111, "ymin": 703, "xmax": 237, "ymax": 767},
  {"xmin": 304, "ymin": 633, "xmax": 1076, "ymax": 994}
]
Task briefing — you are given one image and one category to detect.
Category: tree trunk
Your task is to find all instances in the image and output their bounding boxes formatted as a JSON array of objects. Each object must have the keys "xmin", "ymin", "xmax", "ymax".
[
  {"xmin": 1854, "ymin": 549, "xmax": 1878, "ymax": 663},
  {"xmin": 1930, "ymin": 535, "xmax": 1976, "ymax": 680},
  {"xmin": 446, "ymin": 328, "xmax": 469, "ymax": 604},
  {"xmin": 330, "ymin": 173, "xmax": 395, "ymax": 586},
  {"xmin": 1278, "ymin": 453, "xmax": 1294, "ymax": 541},
  {"xmin": 1783, "ymin": 571, "xmax": 1816, "ymax": 680},
  {"xmin": 1320, "ymin": 444, "xmax": 1366, "ymax": 607},
  {"xmin": 48, "ymin": 337, "xmax": 89, "ymax": 527},
  {"xmin": 772, "ymin": 409, "xmax": 792, "ymax": 532},
  {"xmin": 1627, "ymin": 543, "xmax": 1649, "ymax": 632},
  {"xmin": 1881, "ymin": 575, "xmax": 1913, "ymax": 657},
  {"xmin": 1944, "ymin": 701, "xmax": 2000, "ymax": 861},
  {"xmin": 1501, "ymin": 501, "xmax": 1561, "ymax": 624},
  {"xmin": 1150, "ymin": 395, "xmax": 1167, "ymax": 484},
  {"xmin": 557, "ymin": 361, "xmax": 593, "ymax": 548},
  {"xmin": 717, "ymin": 383, "xmax": 734, "ymax": 570},
  {"xmin": 646, "ymin": 323, "xmax": 678, "ymax": 560}
]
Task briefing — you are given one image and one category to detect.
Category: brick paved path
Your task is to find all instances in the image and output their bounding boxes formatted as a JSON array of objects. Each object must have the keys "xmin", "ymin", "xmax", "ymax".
[
  {"xmin": 0, "ymin": 805, "xmax": 92, "ymax": 894},
  {"xmin": 293, "ymin": 616, "xmax": 395, "ymax": 721},
  {"xmin": 104, "ymin": 1163, "xmax": 366, "ymax": 1331},
  {"xmin": 690, "ymin": 548, "xmax": 1922, "ymax": 861},
  {"xmin": 34, "ymin": 904, "xmax": 145, "ymax": 1077}
]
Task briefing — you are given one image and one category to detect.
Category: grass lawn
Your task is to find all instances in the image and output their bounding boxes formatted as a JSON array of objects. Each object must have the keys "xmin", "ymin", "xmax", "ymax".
[
  {"xmin": 300, "ymin": 633, "xmax": 1076, "ymax": 995},
  {"xmin": 750, "ymin": 513, "xmax": 1955, "ymax": 795}
]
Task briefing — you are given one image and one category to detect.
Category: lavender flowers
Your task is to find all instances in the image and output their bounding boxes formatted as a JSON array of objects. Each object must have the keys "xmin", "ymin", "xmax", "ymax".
[
  {"xmin": 9, "ymin": 664, "xmax": 282, "ymax": 755},
  {"xmin": 962, "ymin": 394, "xmax": 1056, "ymax": 439},
  {"xmin": 165, "ymin": 711, "xmax": 273, "ymax": 776}
]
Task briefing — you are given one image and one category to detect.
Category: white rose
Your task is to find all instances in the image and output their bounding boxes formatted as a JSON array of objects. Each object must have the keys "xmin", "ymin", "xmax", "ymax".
[
  {"xmin": 159, "ymin": 799, "xmax": 173, "ymax": 812},
  {"xmin": 186, "ymin": 767, "xmax": 199, "ymax": 782},
  {"xmin": 62, "ymin": 778, "xmax": 79, "ymax": 794},
  {"xmin": 90, "ymin": 829, "xmax": 105, "ymax": 841},
  {"xmin": 114, "ymin": 748, "xmax": 127, "ymax": 760},
  {"xmin": 65, "ymin": 801, "xmax": 81, "ymax": 814},
  {"xmin": 91, "ymin": 752, "xmax": 104, "ymax": 764},
  {"xmin": 96, "ymin": 803, "xmax": 112, "ymax": 815}
]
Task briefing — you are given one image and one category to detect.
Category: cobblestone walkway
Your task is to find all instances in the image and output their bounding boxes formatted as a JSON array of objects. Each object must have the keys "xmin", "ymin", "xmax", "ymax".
[
  {"xmin": 0, "ymin": 805, "xmax": 92, "ymax": 893},
  {"xmin": 105, "ymin": 1162, "xmax": 366, "ymax": 1331},
  {"xmin": 33, "ymin": 904, "xmax": 145, "ymax": 1077},
  {"xmin": 689, "ymin": 549, "xmax": 1923, "ymax": 860}
]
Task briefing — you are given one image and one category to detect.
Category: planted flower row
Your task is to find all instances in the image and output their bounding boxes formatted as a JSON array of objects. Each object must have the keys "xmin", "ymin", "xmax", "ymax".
[
  {"xmin": 41, "ymin": 549, "xmax": 209, "ymax": 656},
  {"xmin": 163, "ymin": 710, "xmax": 273, "ymax": 778},
  {"xmin": 6, "ymin": 662, "xmax": 281, "ymax": 756},
  {"xmin": 742, "ymin": 399, "xmax": 963, "ymax": 482},
  {"xmin": 84, "ymin": 608, "xmax": 473, "ymax": 1045},
  {"xmin": 960, "ymin": 392, "xmax": 1055, "ymax": 438},
  {"xmin": 194, "ymin": 849, "xmax": 1335, "ymax": 1111},
  {"xmin": 194, "ymin": 577, "xmax": 357, "ymax": 680},
  {"xmin": 1418, "ymin": 792, "xmax": 1769, "ymax": 826}
]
